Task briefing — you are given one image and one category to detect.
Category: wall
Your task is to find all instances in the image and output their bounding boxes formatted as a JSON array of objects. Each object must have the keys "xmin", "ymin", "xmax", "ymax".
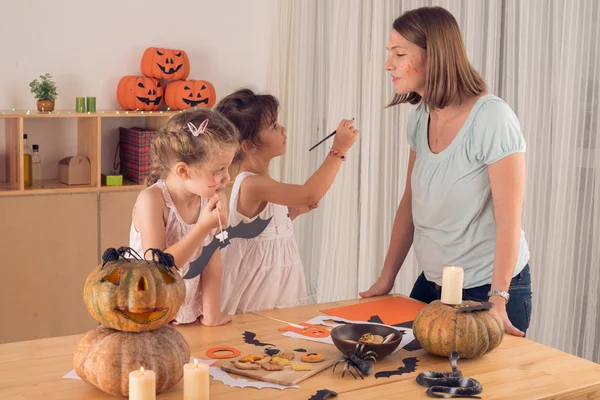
[{"xmin": 0, "ymin": 0, "xmax": 277, "ymax": 178}]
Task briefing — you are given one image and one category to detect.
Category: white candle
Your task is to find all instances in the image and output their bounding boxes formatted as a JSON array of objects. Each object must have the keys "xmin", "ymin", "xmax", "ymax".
[
  {"xmin": 184, "ymin": 359, "xmax": 209, "ymax": 400},
  {"xmin": 129, "ymin": 366, "xmax": 156, "ymax": 400},
  {"xmin": 441, "ymin": 266, "xmax": 464, "ymax": 305}
]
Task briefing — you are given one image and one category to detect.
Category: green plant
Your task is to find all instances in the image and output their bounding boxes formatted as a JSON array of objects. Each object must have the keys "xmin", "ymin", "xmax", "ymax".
[{"xmin": 29, "ymin": 73, "xmax": 58, "ymax": 101}]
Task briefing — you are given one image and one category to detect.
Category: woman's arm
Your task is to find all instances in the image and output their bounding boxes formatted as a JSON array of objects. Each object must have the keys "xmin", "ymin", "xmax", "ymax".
[
  {"xmin": 360, "ymin": 149, "xmax": 416, "ymax": 297},
  {"xmin": 488, "ymin": 152, "xmax": 526, "ymax": 336}
]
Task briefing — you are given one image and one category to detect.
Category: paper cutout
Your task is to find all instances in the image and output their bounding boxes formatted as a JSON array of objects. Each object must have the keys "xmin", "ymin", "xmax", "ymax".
[
  {"xmin": 321, "ymin": 297, "xmax": 426, "ymax": 326},
  {"xmin": 209, "ymin": 366, "xmax": 299, "ymax": 390},
  {"xmin": 294, "ymin": 348, "xmax": 307, "ymax": 352},
  {"xmin": 370, "ymin": 316, "xmax": 422, "ymax": 351},
  {"xmin": 308, "ymin": 389, "xmax": 339, "ymax": 399},
  {"xmin": 243, "ymin": 331, "xmax": 274, "ymax": 347},
  {"xmin": 278, "ymin": 323, "xmax": 331, "ymax": 338},
  {"xmin": 63, "ymin": 357, "xmax": 215, "ymax": 381},
  {"xmin": 375, "ymin": 357, "xmax": 419, "ymax": 379},
  {"xmin": 457, "ymin": 302, "xmax": 492, "ymax": 313},
  {"xmin": 184, "ymin": 217, "xmax": 272, "ymax": 279}
]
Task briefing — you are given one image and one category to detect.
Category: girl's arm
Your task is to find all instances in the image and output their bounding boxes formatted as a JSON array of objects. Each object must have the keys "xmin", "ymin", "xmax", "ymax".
[
  {"xmin": 488, "ymin": 152, "xmax": 526, "ymax": 336},
  {"xmin": 360, "ymin": 149, "xmax": 416, "ymax": 297},
  {"xmin": 199, "ymin": 249, "xmax": 231, "ymax": 326},
  {"xmin": 243, "ymin": 119, "xmax": 359, "ymax": 207},
  {"xmin": 134, "ymin": 189, "xmax": 224, "ymax": 268}
]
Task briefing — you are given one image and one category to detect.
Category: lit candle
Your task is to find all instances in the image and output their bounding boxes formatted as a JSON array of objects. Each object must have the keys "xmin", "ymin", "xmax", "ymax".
[
  {"xmin": 129, "ymin": 366, "xmax": 156, "ymax": 400},
  {"xmin": 441, "ymin": 266, "xmax": 464, "ymax": 305},
  {"xmin": 184, "ymin": 359, "xmax": 209, "ymax": 400}
]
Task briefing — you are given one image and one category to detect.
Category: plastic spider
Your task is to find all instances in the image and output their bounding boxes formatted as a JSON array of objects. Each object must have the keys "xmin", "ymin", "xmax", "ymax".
[{"xmin": 333, "ymin": 343, "xmax": 378, "ymax": 379}]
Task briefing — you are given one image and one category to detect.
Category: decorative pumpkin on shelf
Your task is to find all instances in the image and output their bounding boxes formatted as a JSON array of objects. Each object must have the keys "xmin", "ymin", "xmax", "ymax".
[
  {"xmin": 165, "ymin": 80, "xmax": 216, "ymax": 110},
  {"xmin": 412, "ymin": 300, "xmax": 504, "ymax": 359},
  {"xmin": 141, "ymin": 47, "xmax": 190, "ymax": 81},
  {"xmin": 83, "ymin": 247, "xmax": 185, "ymax": 332},
  {"xmin": 74, "ymin": 325, "xmax": 190, "ymax": 396},
  {"xmin": 116, "ymin": 76, "xmax": 164, "ymax": 111}
]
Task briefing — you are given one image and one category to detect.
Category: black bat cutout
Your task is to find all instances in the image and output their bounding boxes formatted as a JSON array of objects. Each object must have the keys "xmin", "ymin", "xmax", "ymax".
[
  {"xmin": 375, "ymin": 357, "xmax": 419, "ymax": 379},
  {"xmin": 183, "ymin": 217, "xmax": 273, "ymax": 279},
  {"xmin": 308, "ymin": 389, "xmax": 338, "ymax": 400},
  {"xmin": 457, "ymin": 302, "xmax": 493, "ymax": 313},
  {"xmin": 294, "ymin": 348, "xmax": 307, "ymax": 352},
  {"xmin": 366, "ymin": 315, "xmax": 423, "ymax": 351},
  {"xmin": 243, "ymin": 331, "xmax": 274, "ymax": 347}
]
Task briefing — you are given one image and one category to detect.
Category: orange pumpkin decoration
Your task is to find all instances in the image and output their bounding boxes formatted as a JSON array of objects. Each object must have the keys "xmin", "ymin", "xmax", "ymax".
[
  {"xmin": 412, "ymin": 300, "xmax": 504, "ymax": 359},
  {"xmin": 83, "ymin": 248, "xmax": 185, "ymax": 332},
  {"xmin": 117, "ymin": 76, "xmax": 163, "ymax": 111},
  {"xmin": 165, "ymin": 80, "xmax": 216, "ymax": 110},
  {"xmin": 141, "ymin": 47, "xmax": 190, "ymax": 81},
  {"xmin": 74, "ymin": 325, "xmax": 190, "ymax": 396}
]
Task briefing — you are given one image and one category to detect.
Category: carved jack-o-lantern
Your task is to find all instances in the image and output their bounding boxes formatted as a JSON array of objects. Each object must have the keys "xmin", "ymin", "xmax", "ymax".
[
  {"xmin": 165, "ymin": 80, "xmax": 216, "ymax": 111},
  {"xmin": 83, "ymin": 248, "xmax": 185, "ymax": 332},
  {"xmin": 116, "ymin": 76, "xmax": 164, "ymax": 111},
  {"xmin": 141, "ymin": 47, "xmax": 190, "ymax": 81}
]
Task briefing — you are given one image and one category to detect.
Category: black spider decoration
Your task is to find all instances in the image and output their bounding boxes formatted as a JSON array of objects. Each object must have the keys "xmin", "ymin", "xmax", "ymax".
[{"xmin": 332, "ymin": 343, "xmax": 378, "ymax": 379}]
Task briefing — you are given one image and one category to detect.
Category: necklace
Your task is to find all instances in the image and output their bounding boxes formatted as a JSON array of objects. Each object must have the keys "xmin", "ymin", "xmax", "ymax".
[{"xmin": 431, "ymin": 106, "xmax": 458, "ymax": 148}]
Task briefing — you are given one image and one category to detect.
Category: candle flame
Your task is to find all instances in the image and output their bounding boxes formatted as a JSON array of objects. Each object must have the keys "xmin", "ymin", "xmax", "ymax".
[
  {"xmin": 451, "ymin": 266, "xmax": 455, "ymax": 271},
  {"xmin": 194, "ymin": 359, "xmax": 199, "ymax": 368},
  {"xmin": 140, "ymin": 366, "xmax": 144, "ymax": 374}
]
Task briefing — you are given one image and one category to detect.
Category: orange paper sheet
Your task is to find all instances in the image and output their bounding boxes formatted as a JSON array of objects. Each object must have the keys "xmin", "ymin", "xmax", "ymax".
[{"xmin": 320, "ymin": 297, "xmax": 426, "ymax": 325}]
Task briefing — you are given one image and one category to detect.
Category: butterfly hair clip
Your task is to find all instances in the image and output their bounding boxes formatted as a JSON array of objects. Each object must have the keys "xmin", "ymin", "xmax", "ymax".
[{"xmin": 187, "ymin": 119, "xmax": 209, "ymax": 137}]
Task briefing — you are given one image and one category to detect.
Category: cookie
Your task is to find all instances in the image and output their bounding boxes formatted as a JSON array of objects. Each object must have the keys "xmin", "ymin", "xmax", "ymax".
[
  {"xmin": 371, "ymin": 335, "xmax": 384, "ymax": 344},
  {"xmin": 233, "ymin": 361, "xmax": 260, "ymax": 370},
  {"xmin": 255, "ymin": 356, "xmax": 272, "ymax": 365},
  {"xmin": 279, "ymin": 351, "xmax": 295, "ymax": 361},
  {"xmin": 271, "ymin": 356, "xmax": 291, "ymax": 365},
  {"xmin": 291, "ymin": 363, "xmax": 313, "ymax": 371},
  {"xmin": 301, "ymin": 353, "xmax": 325, "ymax": 363},
  {"xmin": 359, "ymin": 333, "xmax": 374, "ymax": 343},
  {"xmin": 261, "ymin": 362, "xmax": 284, "ymax": 371},
  {"xmin": 239, "ymin": 354, "xmax": 263, "ymax": 363}
]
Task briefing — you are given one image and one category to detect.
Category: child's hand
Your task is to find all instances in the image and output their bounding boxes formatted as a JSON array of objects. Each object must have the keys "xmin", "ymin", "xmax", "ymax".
[
  {"xmin": 332, "ymin": 118, "xmax": 359, "ymax": 154},
  {"xmin": 199, "ymin": 192, "xmax": 229, "ymax": 231},
  {"xmin": 200, "ymin": 312, "xmax": 232, "ymax": 327}
]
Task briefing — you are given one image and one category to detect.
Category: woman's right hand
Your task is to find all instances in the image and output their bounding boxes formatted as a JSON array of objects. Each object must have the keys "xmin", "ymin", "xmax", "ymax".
[
  {"xmin": 332, "ymin": 119, "xmax": 359, "ymax": 154},
  {"xmin": 199, "ymin": 192, "xmax": 228, "ymax": 231},
  {"xmin": 359, "ymin": 274, "xmax": 396, "ymax": 298}
]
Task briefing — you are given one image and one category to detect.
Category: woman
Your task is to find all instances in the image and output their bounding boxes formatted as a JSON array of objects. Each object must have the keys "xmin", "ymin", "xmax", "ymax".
[{"xmin": 360, "ymin": 6, "xmax": 532, "ymax": 336}]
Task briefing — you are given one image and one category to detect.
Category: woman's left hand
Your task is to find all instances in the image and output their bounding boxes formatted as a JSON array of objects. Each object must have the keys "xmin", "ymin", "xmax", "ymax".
[{"xmin": 489, "ymin": 296, "xmax": 524, "ymax": 337}]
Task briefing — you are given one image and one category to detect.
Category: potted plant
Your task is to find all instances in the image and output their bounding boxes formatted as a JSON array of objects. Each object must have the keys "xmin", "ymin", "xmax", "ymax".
[{"xmin": 29, "ymin": 73, "xmax": 58, "ymax": 112}]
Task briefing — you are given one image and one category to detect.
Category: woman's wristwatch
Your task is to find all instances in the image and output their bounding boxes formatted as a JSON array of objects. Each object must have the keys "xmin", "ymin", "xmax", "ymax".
[{"xmin": 488, "ymin": 289, "xmax": 510, "ymax": 304}]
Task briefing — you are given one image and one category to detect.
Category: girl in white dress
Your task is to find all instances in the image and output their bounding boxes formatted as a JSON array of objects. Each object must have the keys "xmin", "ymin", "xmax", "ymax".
[
  {"xmin": 129, "ymin": 108, "xmax": 238, "ymax": 326},
  {"xmin": 216, "ymin": 89, "xmax": 359, "ymax": 314}
]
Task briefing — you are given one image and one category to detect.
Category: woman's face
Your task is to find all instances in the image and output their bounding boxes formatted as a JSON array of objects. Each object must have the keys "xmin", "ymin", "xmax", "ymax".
[{"xmin": 384, "ymin": 30, "xmax": 427, "ymax": 96}]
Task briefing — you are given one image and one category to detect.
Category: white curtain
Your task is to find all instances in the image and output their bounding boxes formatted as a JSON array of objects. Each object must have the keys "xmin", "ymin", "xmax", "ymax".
[{"xmin": 268, "ymin": 0, "xmax": 600, "ymax": 363}]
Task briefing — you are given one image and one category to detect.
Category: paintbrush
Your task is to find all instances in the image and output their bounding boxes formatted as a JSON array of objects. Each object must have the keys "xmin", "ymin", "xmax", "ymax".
[
  {"xmin": 253, "ymin": 313, "xmax": 306, "ymax": 330},
  {"xmin": 308, "ymin": 130, "xmax": 336, "ymax": 151}
]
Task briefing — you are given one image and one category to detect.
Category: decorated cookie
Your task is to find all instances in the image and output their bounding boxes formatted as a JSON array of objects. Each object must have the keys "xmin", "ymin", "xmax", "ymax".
[
  {"xmin": 265, "ymin": 347, "xmax": 281, "ymax": 356},
  {"xmin": 261, "ymin": 362, "xmax": 284, "ymax": 371},
  {"xmin": 255, "ymin": 356, "xmax": 272, "ymax": 365},
  {"xmin": 279, "ymin": 351, "xmax": 295, "ymax": 361},
  {"xmin": 291, "ymin": 363, "xmax": 313, "ymax": 371},
  {"xmin": 359, "ymin": 333, "xmax": 374, "ymax": 343},
  {"xmin": 239, "ymin": 354, "xmax": 263, "ymax": 363},
  {"xmin": 271, "ymin": 356, "xmax": 292, "ymax": 365},
  {"xmin": 301, "ymin": 353, "xmax": 325, "ymax": 363}
]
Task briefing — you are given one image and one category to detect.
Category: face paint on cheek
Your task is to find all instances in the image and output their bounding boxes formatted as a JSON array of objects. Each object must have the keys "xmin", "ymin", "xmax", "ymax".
[{"xmin": 208, "ymin": 173, "xmax": 218, "ymax": 189}]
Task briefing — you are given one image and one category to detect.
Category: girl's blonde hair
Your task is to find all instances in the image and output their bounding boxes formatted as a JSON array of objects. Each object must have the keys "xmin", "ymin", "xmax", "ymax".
[
  {"xmin": 145, "ymin": 108, "xmax": 239, "ymax": 186},
  {"xmin": 389, "ymin": 6, "xmax": 487, "ymax": 110}
]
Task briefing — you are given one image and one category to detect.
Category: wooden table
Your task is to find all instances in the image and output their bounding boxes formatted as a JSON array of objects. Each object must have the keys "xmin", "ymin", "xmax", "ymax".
[{"xmin": 1, "ymin": 296, "xmax": 600, "ymax": 399}]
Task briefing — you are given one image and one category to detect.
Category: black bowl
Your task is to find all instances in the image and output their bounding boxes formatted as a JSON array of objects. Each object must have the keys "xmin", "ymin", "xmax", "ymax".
[{"xmin": 330, "ymin": 323, "xmax": 404, "ymax": 359}]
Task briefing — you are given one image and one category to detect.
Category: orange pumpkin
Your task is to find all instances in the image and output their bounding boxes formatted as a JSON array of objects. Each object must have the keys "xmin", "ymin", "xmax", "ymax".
[
  {"xmin": 83, "ymin": 248, "xmax": 185, "ymax": 332},
  {"xmin": 141, "ymin": 47, "xmax": 190, "ymax": 81},
  {"xmin": 74, "ymin": 325, "xmax": 190, "ymax": 396},
  {"xmin": 412, "ymin": 300, "xmax": 504, "ymax": 359},
  {"xmin": 165, "ymin": 80, "xmax": 216, "ymax": 110},
  {"xmin": 116, "ymin": 76, "xmax": 163, "ymax": 111}
]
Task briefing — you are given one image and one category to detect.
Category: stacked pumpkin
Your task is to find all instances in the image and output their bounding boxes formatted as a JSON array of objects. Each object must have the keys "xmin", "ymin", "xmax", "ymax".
[
  {"xmin": 117, "ymin": 47, "xmax": 216, "ymax": 111},
  {"xmin": 74, "ymin": 248, "xmax": 190, "ymax": 396}
]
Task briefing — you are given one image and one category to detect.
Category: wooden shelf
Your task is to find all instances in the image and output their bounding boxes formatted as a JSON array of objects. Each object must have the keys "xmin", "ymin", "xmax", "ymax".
[
  {"xmin": 0, "ymin": 110, "xmax": 181, "ymax": 118},
  {"xmin": 0, "ymin": 110, "xmax": 173, "ymax": 196}
]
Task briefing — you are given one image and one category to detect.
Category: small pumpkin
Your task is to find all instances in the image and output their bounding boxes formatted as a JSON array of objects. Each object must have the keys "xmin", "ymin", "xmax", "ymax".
[
  {"xmin": 117, "ymin": 76, "xmax": 164, "ymax": 111},
  {"xmin": 74, "ymin": 325, "xmax": 190, "ymax": 396},
  {"xmin": 83, "ymin": 248, "xmax": 185, "ymax": 332},
  {"xmin": 165, "ymin": 80, "xmax": 216, "ymax": 110},
  {"xmin": 412, "ymin": 300, "xmax": 504, "ymax": 359},
  {"xmin": 141, "ymin": 47, "xmax": 190, "ymax": 81}
]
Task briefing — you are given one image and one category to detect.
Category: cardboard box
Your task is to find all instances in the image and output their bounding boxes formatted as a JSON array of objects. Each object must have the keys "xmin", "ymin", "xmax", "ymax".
[{"xmin": 58, "ymin": 156, "xmax": 91, "ymax": 185}]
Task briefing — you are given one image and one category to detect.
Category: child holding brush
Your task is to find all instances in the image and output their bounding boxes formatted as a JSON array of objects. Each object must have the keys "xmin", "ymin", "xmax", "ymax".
[
  {"xmin": 216, "ymin": 88, "xmax": 359, "ymax": 314},
  {"xmin": 129, "ymin": 108, "xmax": 238, "ymax": 326}
]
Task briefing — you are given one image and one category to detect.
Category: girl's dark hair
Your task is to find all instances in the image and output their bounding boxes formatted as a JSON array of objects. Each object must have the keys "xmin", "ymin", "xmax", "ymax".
[
  {"xmin": 388, "ymin": 6, "xmax": 487, "ymax": 110},
  {"xmin": 214, "ymin": 88, "xmax": 279, "ymax": 163},
  {"xmin": 145, "ymin": 107, "xmax": 239, "ymax": 186}
]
